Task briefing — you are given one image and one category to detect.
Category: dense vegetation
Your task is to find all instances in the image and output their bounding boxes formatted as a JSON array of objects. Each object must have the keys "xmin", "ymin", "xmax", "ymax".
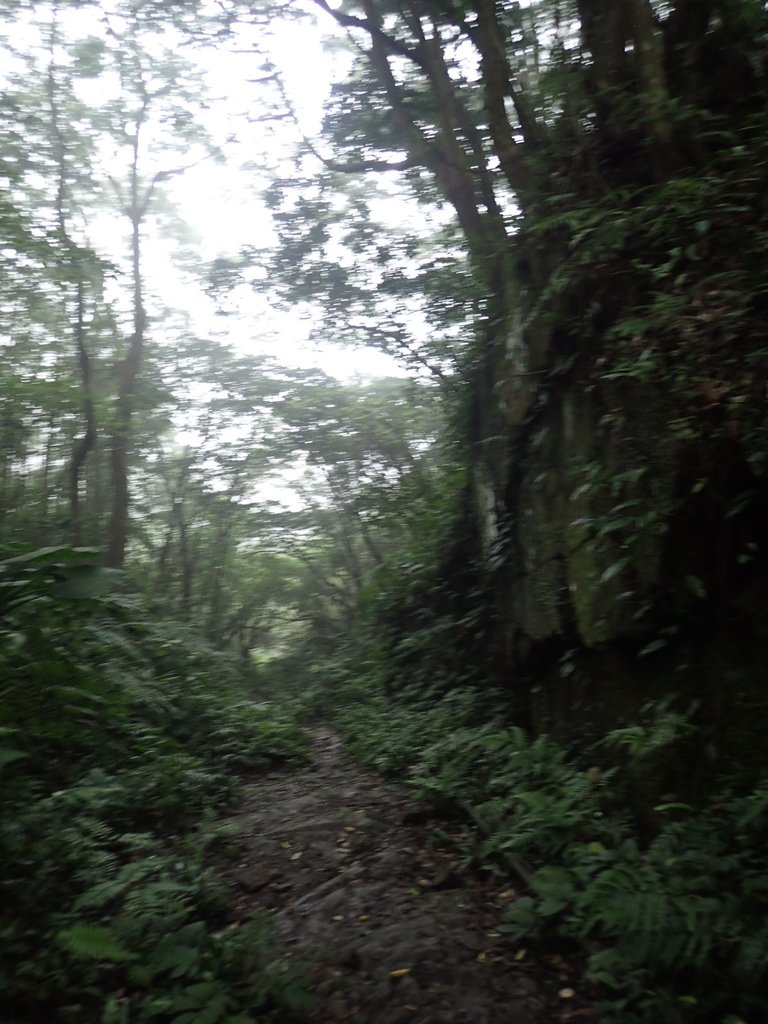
[
  {"xmin": 327, "ymin": 690, "xmax": 768, "ymax": 1022},
  {"xmin": 2, "ymin": 0, "xmax": 767, "ymax": 1022},
  {"xmin": 0, "ymin": 547, "xmax": 309, "ymax": 1022}
]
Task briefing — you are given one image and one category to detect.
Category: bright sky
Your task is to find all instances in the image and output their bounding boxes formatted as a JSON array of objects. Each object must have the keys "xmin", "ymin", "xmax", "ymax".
[
  {"xmin": 61, "ymin": 0, "xmax": 408, "ymax": 383},
  {"xmin": 176, "ymin": 10, "xmax": 410, "ymax": 382},
  {"xmin": 2, "ymin": 1, "xmax": 422, "ymax": 508}
]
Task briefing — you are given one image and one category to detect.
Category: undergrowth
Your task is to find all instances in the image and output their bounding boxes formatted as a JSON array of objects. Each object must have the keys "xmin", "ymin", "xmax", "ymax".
[
  {"xmin": 0, "ymin": 547, "xmax": 310, "ymax": 1024},
  {"xmin": 335, "ymin": 687, "xmax": 768, "ymax": 1024}
]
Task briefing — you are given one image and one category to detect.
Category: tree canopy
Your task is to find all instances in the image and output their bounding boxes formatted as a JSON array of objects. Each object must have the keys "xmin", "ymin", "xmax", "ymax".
[{"xmin": 2, "ymin": 2, "xmax": 768, "ymax": 1021}]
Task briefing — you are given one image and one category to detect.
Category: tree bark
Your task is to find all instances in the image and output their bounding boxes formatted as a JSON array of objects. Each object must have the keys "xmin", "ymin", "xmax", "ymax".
[
  {"xmin": 70, "ymin": 280, "xmax": 97, "ymax": 545},
  {"xmin": 628, "ymin": 0, "xmax": 675, "ymax": 168},
  {"xmin": 577, "ymin": 0, "xmax": 631, "ymax": 139},
  {"xmin": 105, "ymin": 90, "xmax": 149, "ymax": 569}
]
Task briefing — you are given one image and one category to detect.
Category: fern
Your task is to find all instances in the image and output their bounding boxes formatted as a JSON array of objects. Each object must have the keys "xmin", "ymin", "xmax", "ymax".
[
  {"xmin": 577, "ymin": 861, "xmax": 721, "ymax": 968},
  {"xmin": 57, "ymin": 924, "xmax": 136, "ymax": 963},
  {"xmin": 1, "ymin": 569, "xmax": 309, "ymax": 1022}
]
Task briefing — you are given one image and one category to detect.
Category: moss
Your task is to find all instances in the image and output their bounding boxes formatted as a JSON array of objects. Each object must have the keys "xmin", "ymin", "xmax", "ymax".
[{"xmin": 500, "ymin": 379, "xmax": 680, "ymax": 649}]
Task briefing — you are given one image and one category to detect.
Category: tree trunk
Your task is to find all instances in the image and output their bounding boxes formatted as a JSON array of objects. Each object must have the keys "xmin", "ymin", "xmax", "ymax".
[
  {"xmin": 173, "ymin": 496, "xmax": 192, "ymax": 619},
  {"xmin": 70, "ymin": 280, "xmax": 97, "ymax": 546},
  {"xmin": 105, "ymin": 130, "xmax": 148, "ymax": 568},
  {"xmin": 628, "ymin": 0, "xmax": 675, "ymax": 169}
]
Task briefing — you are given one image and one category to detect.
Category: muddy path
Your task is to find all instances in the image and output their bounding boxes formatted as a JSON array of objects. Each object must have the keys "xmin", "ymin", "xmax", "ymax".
[{"xmin": 221, "ymin": 727, "xmax": 598, "ymax": 1024}]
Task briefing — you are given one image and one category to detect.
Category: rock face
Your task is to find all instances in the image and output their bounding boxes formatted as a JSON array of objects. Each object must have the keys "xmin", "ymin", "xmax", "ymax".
[
  {"xmin": 500, "ymin": 381, "xmax": 677, "ymax": 651},
  {"xmin": 479, "ymin": 276, "xmax": 765, "ymax": 643},
  {"xmin": 471, "ymin": 280, "xmax": 768, "ymax": 757}
]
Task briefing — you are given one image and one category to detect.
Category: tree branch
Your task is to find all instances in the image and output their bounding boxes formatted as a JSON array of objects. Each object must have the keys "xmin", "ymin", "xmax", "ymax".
[
  {"xmin": 302, "ymin": 132, "xmax": 419, "ymax": 173},
  {"xmin": 311, "ymin": 0, "xmax": 428, "ymax": 70}
]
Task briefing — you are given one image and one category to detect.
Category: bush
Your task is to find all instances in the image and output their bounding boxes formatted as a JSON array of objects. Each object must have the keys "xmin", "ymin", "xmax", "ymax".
[
  {"xmin": 0, "ymin": 548, "xmax": 309, "ymax": 1023},
  {"xmin": 335, "ymin": 684, "xmax": 768, "ymax": 1023}
]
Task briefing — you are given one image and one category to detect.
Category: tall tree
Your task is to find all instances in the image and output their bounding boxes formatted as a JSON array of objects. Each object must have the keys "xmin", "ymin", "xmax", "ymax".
[
  {"xmin": 44, "ymin": 8, "xmax": 101, "ymax": 545},
  {"xmin": 0, "ymin": 1, "xmax": 221, "ymax": 560},
  {"xmin": 97, "ymin": 3, "xmax": 219, "ymax": 566},
  {"xmin": 0, "ymin": 3, "xmax": 103, "ymax": 547},
  {"xmin": 259, "ymin": 0, "xmax": 768, "ymax": 726}
]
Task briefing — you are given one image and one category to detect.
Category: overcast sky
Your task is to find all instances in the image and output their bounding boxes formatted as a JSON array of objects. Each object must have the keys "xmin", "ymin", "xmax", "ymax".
[
  {"xmin": 54, "ymin": 0, "xmax": 406, "ymax": 382},
  {"xmin": 162, "ymin": 7, "xmax": 408, "ymax": 382}
]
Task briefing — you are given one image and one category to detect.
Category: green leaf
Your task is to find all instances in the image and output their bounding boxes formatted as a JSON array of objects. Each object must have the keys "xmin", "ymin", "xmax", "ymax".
[
  {"xmin": 281, "ymin": 983, "xmax": 314, "ymax": 1012},
  {"xmin": 0, "ymin": 546, "xmax": 100, "ymax": 569},
  {"xmin": 53, "ymin": 566, "xmax": 119, "ymax": 599},
  {"xmin": 149, "ymin": 943, "xmax": 200, "ymax": 979},
  {"xmin": 57, "ymin": 924, "xmax": 136, "ymax": 963},
  {"xmin": 194, "ymin": 995, "xmax": 231, "ymax": 1022},
  {"xmin": 600, "ymin": 558, "xmax": 630, "ymax": 585},
  {"xmin": 638, "ymin": 638, "xmax": 668, "ymax": 657},
  {"xmin": 171, "ymin": 989, "xmax": 229, "ymax": 1024},
  {"xmin": 72, "ymin": 37, "xmax": 107, "ymax": 78}
]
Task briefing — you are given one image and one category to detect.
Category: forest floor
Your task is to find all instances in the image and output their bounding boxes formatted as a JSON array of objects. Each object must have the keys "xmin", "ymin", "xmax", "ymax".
[{"xmin": 218, "ymin": 726, "xmax": 600, "ymax": 1024}]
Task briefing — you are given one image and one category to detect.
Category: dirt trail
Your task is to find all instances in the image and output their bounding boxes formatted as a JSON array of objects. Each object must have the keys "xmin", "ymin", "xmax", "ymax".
[{"xmin": 223, "ymin": 727, "xmax": 597, "ymax": 1024}]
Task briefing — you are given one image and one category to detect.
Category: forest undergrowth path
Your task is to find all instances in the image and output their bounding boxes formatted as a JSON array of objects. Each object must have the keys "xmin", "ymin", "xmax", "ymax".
[{"xmin": 221, "ymin": 726, "xmax": 597, "ymax": 1024}]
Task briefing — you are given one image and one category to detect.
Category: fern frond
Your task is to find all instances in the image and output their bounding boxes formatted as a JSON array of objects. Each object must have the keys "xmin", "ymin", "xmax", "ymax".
[{"xmin": 57, "ymin": 924, "xmax": 136, "ymax": 963}]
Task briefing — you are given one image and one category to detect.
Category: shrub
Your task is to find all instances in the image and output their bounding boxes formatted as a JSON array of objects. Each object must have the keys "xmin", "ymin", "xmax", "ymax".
[
  {"xmin": 335, "ymin": 683, "xmax": 768, "ymax": 1023},
  {"xmin": 0, "ymin": 548, "xmax": 309, "ymax": 1023}
]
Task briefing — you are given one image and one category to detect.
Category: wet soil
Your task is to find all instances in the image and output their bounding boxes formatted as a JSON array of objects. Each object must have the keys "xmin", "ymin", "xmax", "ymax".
[{"xmin": 221, "ymin": 727, "xmax": 599, "ymax": 1024}]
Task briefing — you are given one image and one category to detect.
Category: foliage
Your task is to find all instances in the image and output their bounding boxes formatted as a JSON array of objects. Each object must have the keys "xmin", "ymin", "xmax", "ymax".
[
  {"xmin": 333, "ymin": 688, "xmax": 768, "ymax": 1023},
  {"xmin": 364, "ymin": 554, "xmax": 491, "ymax": 697},
  {"xmin": 536, "ymin": 115, "xmax": 768, "ymax": 467},
  {"xmin": 338, "ymin": 688, "xmax": 493, "ymax": 776},
  {"xmin": 3, "ymin": 2, "xmax": 768, "ymax": 1021},
  {"xmin": 0, "ymin": 548, "xmax": 309, "ymax": 1023}
]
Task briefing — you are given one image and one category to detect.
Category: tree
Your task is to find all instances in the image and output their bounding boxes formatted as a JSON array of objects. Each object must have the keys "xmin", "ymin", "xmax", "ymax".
[
  {"xmin": 44, "ymin": 9, "xmax": 102, "ymax": 545},
  {"xmin": 94, "ymin": 3, "xmax": 220, "ymax": 567},
  {"xmin": 0, "ymin": 0, "xmax": 226, "ymax": 564},
  {"xmin": 253, "ymin": 1, "xmax": 768, "ymax": 745},
  {"xmin": 0, "ymin": 3, "xmax": 104, "ymax": 548}
]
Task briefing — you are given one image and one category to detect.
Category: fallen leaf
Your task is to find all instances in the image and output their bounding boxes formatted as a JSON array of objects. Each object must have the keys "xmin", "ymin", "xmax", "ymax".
[
  {"xmin": 514, "ymin": 948, "xmax": 527, "ymax": 961},
  {"xmin": 290, "ymin": 851, "xmax": 303, "ymax": 861},
  {"xmin": 281, "ymin": 842, "xmax": 292, "ymax": 849},
  {"xmin": 332, "ymin": 915, "xmax": 344, "ymax": 922},
  {"xmin": 344, "ymin": 826, "xmax": 356, "ymax": 833},
  {"xmin": 390, "ymin": 968, "xmax": 411, "ymax": 979},
  {"xmin": 559, "ymin": 988, "xmax": 576, "ymax": 999},
  {"xmin": 358, "ymin": 914, "xmax": 370, "ymax": 922}
]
